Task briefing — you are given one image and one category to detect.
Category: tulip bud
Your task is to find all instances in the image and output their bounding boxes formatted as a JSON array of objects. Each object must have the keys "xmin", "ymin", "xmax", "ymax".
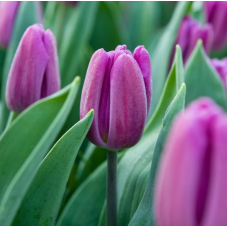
[
  {"xmin": 0, "ymin": 1, "xmax": 20, "ymax": 48},
  {"xmin": 173, "ymin": 15, "xmax": 213, "ymax": 64},
  {"xmin": 0, "ymin": 2, "xmax": 43, "ymax": 49},
  {"xmin": 6, "ymin": 24, "xmax": 61, "ymax": 113},
  {"xmin": 204, "ymin": 1, "xmax": 227, "ymax": 50},
  {"xmin": 154, "ymin": 98, "xmax": 227, "ymax": 226},
  {"xmin": 80, "ymin": 45, "xmax": 151, "ymax": 150},
  {"xmin": 210, "ymin": 58, "xmax": 227, "ymax": 89}
]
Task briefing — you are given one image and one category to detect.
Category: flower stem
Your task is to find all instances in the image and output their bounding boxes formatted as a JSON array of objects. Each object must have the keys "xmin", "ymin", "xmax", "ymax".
[{"xmin": 106, "ymin": 150, "xmax": 117, "ymax": 226}]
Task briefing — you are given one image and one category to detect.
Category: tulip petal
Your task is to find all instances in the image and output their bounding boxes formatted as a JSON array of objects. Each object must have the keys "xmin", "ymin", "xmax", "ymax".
[
  {"xmin": 80, "ymin": 48, "xmax": 108, "ymax": 147},
  {"xmin": 133, "ymin": 46, "xmax": 152, "ymax": 116},
  {"xmin": 42, "ymin": 29, "xmax": 61, "ymax": 98},
  {"xmin": 6, "ymin": 24, "xmax": 49, "ymax": 113},
  {"xmin": 202, "ymin": 116, "xmax": 227, "ymax": 226},
  {"xmin": 107, "ymin": 54, "xmax": 147, "ymax": 150},
  {"xmin": 0, "ymin": 1, "xmax": 20, "ymax": 47}
]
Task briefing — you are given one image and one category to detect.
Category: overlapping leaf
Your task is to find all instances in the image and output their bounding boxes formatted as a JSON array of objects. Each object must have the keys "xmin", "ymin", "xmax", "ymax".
[{"xmin": 0, "ymin": 78, "xmax": 80, "ymax": 225}]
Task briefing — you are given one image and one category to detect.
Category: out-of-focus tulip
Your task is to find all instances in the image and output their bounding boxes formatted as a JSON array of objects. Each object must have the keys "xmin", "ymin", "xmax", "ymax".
[
  {"xmin": 0, "ymin": 2, "xmax": 43, "ymax": 49},
  {"xmin": 6, "ymin": 24, "xmax": 61, "ymax": 113},
  {"xmin": 210, "ymin": 58, "xmax": 227, "ymax": 89},
  {"xmin": 172, "ymin": 15, "xmax": 213, "ymax": 64},
  {"xmin": 204, "ymin": 1, "xmax": 227, "ymax": 50},
  {"xmin": 60, "ymin": 1, "xmax": 78, "ymax": 6},
  {"xmin": 80, "ymin": 45, "xmax": 152, "ymax": 150},
  {"xmin": 0, "ymin": 1, "xmax": 20, "ymax": 48},
  {"xmin": 154, "ymin": 98, "xmax": 227, "ymax": 226}
]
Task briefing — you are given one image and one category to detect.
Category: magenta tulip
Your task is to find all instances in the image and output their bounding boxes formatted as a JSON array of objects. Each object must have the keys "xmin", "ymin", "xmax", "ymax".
[
  {"xmin": 204, "ymin": 1, "xmax": 227, "ymax": 50},
  {"xmin": 80, "ymin": 45, "xmax": 151, "ymax": 150},
  {"xmin": 210, "ymin": 58, "xmax": 227, "ymax": 89},
  {"xmin": 173, "ymin": 15, "xmax": 213, "ymax": 64},
  {"xmin": 154, "ymin": 98, "xmax": 227, "ymax": 226},
  {"xmin": 0, "ymin": 1, "xmax": 20, "ymax": 48},
  {"xmin": 6, "ymin": 24, "xmax": 61, "ymax": 113}
]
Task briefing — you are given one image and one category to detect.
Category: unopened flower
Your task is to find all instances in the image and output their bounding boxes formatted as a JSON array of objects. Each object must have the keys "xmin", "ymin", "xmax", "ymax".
[{"xmin": 80, "ymin": 45, "xmax": 152, "ymax": 150}]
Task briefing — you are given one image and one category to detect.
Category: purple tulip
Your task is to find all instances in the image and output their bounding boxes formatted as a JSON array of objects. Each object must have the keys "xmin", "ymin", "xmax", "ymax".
[
  {"xmin": 204, "ymin": 1, "xmax": 227, "ymax": 50},
  {"xmin": 80, "ymin": 45, "xmax": 151, "ymax": 150},
  {"xmin": 210, "ymin": 58, "xmax": 227, "ymax": 89},
  {"xmin": 154, "ymin": 98, "xmax": 227, "ymax": 226},
  {"xmin": 0, "ymin": 1, "xmax": 20, "ymax": 48},
  {"xmin": 6, "ymin": 24, "xmax": 61, "ymax": 113},
  {"xmin": 172, "ymin": 15, "xmax": 213, "ymax": 64}
]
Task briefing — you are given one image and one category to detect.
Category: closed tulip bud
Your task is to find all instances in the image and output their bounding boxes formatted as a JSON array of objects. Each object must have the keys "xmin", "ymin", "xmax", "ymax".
[
  {"xmin": 154, "ymin": 98, "xmax": 227, "ymax": 226},
  {"xmin": 6, "ymin": 24, "xmax": 61, "ymax": 113},
  {"xmin": 80, "ymin": 45, "xmax": 151, "ymax": 150},
  {"xmin": 204, "ymin": 1, "xmax": 227, "ymax": 50},
  {"xmin": 0, "ymin": 1, "xmax": 20, "ymax": 48},
  {"xmin": 173, "ymin": 15, "xmax": 213, "ymax": 64},
  {"xmin": 210, "ymin": 58, "xmax": 227, "ymax": 89},
  {"xmin": 0, "ymin": 2, "xmax": 43, "ymax": 49}
]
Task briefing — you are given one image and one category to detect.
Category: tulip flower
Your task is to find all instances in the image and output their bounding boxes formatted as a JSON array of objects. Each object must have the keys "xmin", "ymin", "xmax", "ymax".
[
  {"xmin": 154, "ymin": 98, "xmax": 227, "ymax": 226},
  {"xmin": 0, "ymin": 1, "xmax": 20, "ymax": 48},
  {"xmin": 80, "ymin": 45, "xmax": 151, "ymax": 150},
  {"xmin": 6, "ymin": 24, "xmax": 61, "ymax": 113},
  {"xmin": 172, "ymin": 15, "xmax": 213, "ymax": 64},
  {"xmin": 204, "ymin": 1, "xmax": 227, "ymax": 50},
  {"xmin": 210, "ymin": 58, "xmax": 227, "ymax": 89}
]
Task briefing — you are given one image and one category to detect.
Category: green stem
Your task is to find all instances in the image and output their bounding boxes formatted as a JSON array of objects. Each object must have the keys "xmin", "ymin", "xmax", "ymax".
[
  {"xmin": 106, "ymin": 150, "xmax": 117, "ymax": 226},
  {"xmin": 6, "ymin": 111, "xmax": 18, "ymax": 128}
]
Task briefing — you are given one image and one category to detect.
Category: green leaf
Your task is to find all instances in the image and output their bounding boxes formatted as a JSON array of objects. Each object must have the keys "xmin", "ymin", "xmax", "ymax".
[
  {"xmin": 13, "ymin": 110, "xmax": 94, "ymax": 226},
  {"xmin": 129, "ymin": 83, "xmax": 186, "ymax": 226},
  {"xmin": 185, "ymin": 40, "xmax": 227, "ymax": 111},
  {"xmin": 57, "ymin": 162, "xmax": 107, "ymax": 226},
  {"xmin": 0, "ymin": 1, "xmax": 40, "ymax": 133},
  {"xmin": 149, "ymin": 1, "xmax": 192, "ymax": 115},
  {"xmin": 117, "ymin": 46, "xmax": 184, "ymax": 226},
  {"xmin": 59, "ymin": 1, "xmax": 99, "ymax": 87},
  {"xmin": 0, "ymin": 78, "xmax": 80, "ymax": 225}
]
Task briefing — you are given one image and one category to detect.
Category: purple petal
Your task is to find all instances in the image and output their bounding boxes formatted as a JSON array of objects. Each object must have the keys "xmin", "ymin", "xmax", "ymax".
[
  {"xmin": 107, "ymin": 54, "xmax": 147, "ymax": 150},
  {"xmin": 6, "ymin": 24, "xmax": 49, "ymax": 113},
  {"xmin": 80, "ymin": 48, "xmax": 109, "ymax": 147},
  {"xmin": 133, "ymin": 46, "xmax": 152, "ymax": 116}
]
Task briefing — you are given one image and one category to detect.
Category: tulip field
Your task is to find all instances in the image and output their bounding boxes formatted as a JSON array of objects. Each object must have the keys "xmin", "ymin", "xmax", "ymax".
[{"xmin": 0, "ymin": 1, "xmax": 227, "ymax": 226}]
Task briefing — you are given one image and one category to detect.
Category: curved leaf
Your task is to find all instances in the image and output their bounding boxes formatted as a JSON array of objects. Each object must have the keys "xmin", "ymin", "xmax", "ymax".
[
  {"xmin": 129, "ymin": 83, "xmax": 186, "ymax": 226},
  {"xmin": 13, "ymin": 110, "xmax": 94, "ymax": 226},
  {"xmin": 0, "ymin": 78, "xmax": 80, "ymax": 225},
  {"xmin": 185, "ymin": 40, "xmax": 227, "ymax": 111}
]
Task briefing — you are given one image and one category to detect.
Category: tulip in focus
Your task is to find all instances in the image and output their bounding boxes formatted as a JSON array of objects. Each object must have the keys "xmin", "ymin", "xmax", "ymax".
[
  {"xmin": 173, "ymin": 15, "xmax": 213, "ymax": 64},
  {"xmin": 210, "ymin": 58, "xmax": 227, "ymax": 89},
  {"xmin": 6, "ymin": 24, "xmax": 61, "ymax": 113},
  {"xmin": 154, "ymin": 98, "xmax": 227, "ymax": 226},
  {"xmin": 80, "ymin": 45, "xmax": 151, "ymax": 150},
  {"xmin": 0, "ymin": 1, "xmax": 20, "ymax": 48},
  {"xmin": 204, "ymin": 1, "xmax": 227, "ymax": 50}
]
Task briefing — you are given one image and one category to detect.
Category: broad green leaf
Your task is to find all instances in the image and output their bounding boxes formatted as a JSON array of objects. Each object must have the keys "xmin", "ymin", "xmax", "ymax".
[
  {"xmin": 59, "ymin": 1, "xmax": 98, "ymax": 87},
  {"xmin": 0, "ymin": 1, "xmax": 40, "ymax": 133},
  {"xmin": 149, "ymin": 1, "xmax": 191, "ymax": 115},
  {"xmin": 0, "ymin": 78, "xmax": 80, "ymax": 225},
  {"xmin": 117, "ymin": 46, "xmax": 184, "ymax": 226},
  {"xmin": 129, "ymin": 84, "xmax": 186, "ymax": 226},
  {"xmin": 185, "ymin": 40, "xmax": 227, "ymax": 111},
  {"xmin": 57, "ymin": 162, "xmax": 107, "ymax": 226},
  {"xmin": 13, "ymin": 110, "xmax": 94, "ymax": 226}
]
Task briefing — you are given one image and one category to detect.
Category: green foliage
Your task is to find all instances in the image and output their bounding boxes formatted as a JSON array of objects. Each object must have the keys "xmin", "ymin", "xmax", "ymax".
[
  {"xmin": 185, "ymin": 40, "xmax": 227, "ymax": 111},
  {"xmin": 0, "ymin": 78, "xmax": 80, "ymax": 225},
  {"xmin": 13, "ymin": 110, "xmax": 94, "ymax": 226}
]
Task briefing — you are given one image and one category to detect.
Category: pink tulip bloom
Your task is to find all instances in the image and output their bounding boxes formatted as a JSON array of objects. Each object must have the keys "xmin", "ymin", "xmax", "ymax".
[
  {"xmin": 80, "ymin": 45, "xmax": 152, "ymax": 150},
  {"xmin": 154, "ymin": 98, "xmax": 227, "ymax": 226},
  {"xmin": 6, "ymin": 24, "xmax": 61, "ymax": 113}
]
